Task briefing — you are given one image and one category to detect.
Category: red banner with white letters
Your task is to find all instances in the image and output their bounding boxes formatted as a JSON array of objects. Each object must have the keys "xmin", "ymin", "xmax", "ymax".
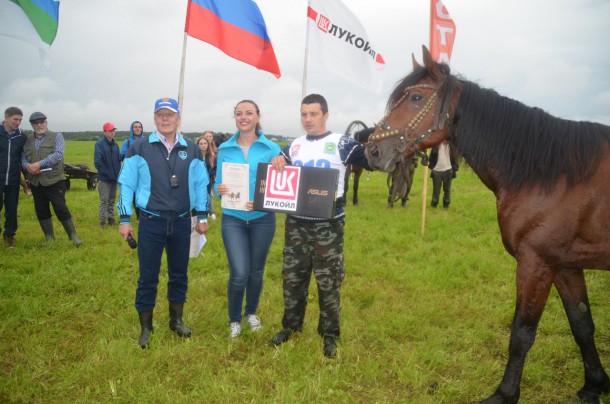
[{"xmin": 429, "ymin": 0, "xmax": 456, "ymax": 63}]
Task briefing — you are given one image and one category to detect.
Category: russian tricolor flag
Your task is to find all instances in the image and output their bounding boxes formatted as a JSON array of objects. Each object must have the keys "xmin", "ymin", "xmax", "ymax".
[{"xmin": 185, "ymin": 0, "xmax": 281, "ymax": 78}]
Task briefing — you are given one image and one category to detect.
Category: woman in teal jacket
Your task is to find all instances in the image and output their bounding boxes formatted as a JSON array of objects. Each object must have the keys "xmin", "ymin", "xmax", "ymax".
[{"xmin": 215, "ymin": 100, "xmax": 281, "ymax": 339}]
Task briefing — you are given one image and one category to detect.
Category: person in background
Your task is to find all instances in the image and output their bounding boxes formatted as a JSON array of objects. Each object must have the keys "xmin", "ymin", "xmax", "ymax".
[
  {"xmin": 0, "ymin": 107, "xmax": 27, "ymax": 248},
  {"xmin": 203, "ymin": 130, "xmax": 218, "ymax": 160},
  {"xmin": 196, "ymin": 135, "xmax": 216, "ymax": 219},
  {"xmin": 119, "ymin": 121, "xmax": 144, "ymax": 161},
  {"xmin": 117, "ymin": 97, "xmax": 209, "ymax": 349},
  {"xmin": 119, "ymin": 121, "xmax": 144, "ymax": 220},
  {"xmin": 214, "ymin": 100, "xmax": 280, "ymax": 339},
  {"xmin": 429, "ymin": 140, "xmax": 459, "ymax": 209},
  {"xmin": 94, "ymin": 122, "xmax": 121, "ymax": 228},
  {"xmin": 269, "ymin": 94, "xmax": 371, "ymax": 358},
  {"xmin": 203, "ymin": 130, "xmax": 218, "ymax": 220},
  {"xmin": 21, "ymin": 112, "xmax": 81, "ymax": 247}
]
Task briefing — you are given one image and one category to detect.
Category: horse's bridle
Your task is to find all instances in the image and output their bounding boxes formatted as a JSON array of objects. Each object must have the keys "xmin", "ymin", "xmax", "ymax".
[{"xmin": 369, "ymin": 76, "xmax": 456, "ymax": 158}]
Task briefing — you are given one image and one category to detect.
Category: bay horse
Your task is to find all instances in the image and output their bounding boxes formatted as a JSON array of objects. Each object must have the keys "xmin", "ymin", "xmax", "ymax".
[{"xmin": 365, "ymin": 45, "xmax": 610, "ymax": 403}]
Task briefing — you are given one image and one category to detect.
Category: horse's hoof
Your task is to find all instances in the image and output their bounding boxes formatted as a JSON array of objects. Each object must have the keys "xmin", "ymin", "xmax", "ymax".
[
  {"xmin": 480, "ymin": 394, "xmax": 518, "ymax": 404},
  {"xmin": 576, "ymin": 389, "xmax": 602, "ymax": 403}
]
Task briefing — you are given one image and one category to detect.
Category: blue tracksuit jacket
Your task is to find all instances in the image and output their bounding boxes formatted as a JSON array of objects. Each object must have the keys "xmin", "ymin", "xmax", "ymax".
[
  {"xmin": 214, "ymin": 131, "xmax": 281, "ymax": 221},
  {"xmin": 117, "ymin": 131, "xmax": 209, "ymax": 222}
]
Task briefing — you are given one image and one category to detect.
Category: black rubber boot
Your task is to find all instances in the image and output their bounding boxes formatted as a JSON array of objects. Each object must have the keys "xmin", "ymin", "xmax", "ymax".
[
  {"xmin": 271, "ymin": 328, "xmax": 294, "ymax": 346},
  {"xmin": 61, "ymin": 218, "xmax": 82, "ymax": 247},
  {"xmin": 138, "ymin": 310, "xmax": 154, "ymax": 349},
  {"xmin": 39, "ymin": 218, "xmax": 55, "ymax": 247},
  {"xmin": 169, "ymin": 302, "xmax": 191, "ymax": 337},
  {"xmin": 323, "ymin": 336, "xmax": 337, "ymax": 359}
]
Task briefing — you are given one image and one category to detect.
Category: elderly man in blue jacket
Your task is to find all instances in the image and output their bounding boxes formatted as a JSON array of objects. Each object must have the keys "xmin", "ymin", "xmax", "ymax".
[{"xmin": 117, "ymin": 97, "xmax": 209, "ymax": 349}]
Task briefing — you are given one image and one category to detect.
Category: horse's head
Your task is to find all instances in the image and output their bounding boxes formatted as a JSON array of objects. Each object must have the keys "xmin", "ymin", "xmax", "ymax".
[{"xmin": 365, "ymin": 45, "xmax": 460, "ymax": 172}]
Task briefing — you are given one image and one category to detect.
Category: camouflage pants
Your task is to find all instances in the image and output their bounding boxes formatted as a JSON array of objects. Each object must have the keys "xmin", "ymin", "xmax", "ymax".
[{"xmin": 281, "ymin": 217, "xmax": 345, "ymax": 337}]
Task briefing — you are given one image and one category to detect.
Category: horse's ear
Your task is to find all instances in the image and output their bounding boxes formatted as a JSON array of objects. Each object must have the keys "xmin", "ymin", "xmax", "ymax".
[
  {"xmin": 422, "ymin": 45, "xmax": 434, "ymax": 69},
  {"xmin": 422, "ymin": 45, "xmax": 444, "ymax": 81},
  {"xmin": 412, "ymin": 53, "xmax": 422, "ymax": 70}
]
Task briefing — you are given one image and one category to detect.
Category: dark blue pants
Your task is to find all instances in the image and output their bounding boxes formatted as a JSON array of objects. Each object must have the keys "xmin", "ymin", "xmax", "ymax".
[
  {"xmin": 221, "ymin": 213, "xmax": 276, "ymax": 323},
  {"xmin": 135, "ymin": 213, "xmax": 191, "ymax": 313},
  {"xmin": 0, "ymin": 184, "xmax": 19, "ymax": 236}
]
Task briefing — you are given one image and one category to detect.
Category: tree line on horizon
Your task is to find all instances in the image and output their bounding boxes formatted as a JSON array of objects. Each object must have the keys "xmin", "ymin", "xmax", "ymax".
[{"xmin": 18, "ymin": 130, "xmax": 294, "ymax": 144}]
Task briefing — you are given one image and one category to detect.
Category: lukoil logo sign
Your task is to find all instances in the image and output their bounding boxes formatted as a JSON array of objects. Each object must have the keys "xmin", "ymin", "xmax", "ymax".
[{"xmin": 263, "ymin": 166, "xmax": 301, "ymax": 211}]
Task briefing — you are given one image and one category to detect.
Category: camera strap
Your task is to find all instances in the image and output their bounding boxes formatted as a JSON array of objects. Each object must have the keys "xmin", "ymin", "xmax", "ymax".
[{"xmin": 157, "ymin": 143, "xmax": 179, "ymax": 179}]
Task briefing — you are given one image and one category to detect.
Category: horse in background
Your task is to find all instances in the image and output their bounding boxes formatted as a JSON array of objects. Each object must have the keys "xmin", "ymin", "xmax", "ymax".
[
  {"xmin": 365, "ymin": 45, "xmax": 610, "ymax": 403},
  {"xmin": 344, "ymin": 123, "xmax": 374, "ymax": 205}
]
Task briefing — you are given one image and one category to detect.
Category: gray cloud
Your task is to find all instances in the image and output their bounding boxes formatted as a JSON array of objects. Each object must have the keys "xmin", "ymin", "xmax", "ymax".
[{"xmin": 1, "ymin": 0, "xmax": 608, "ymax": 137}]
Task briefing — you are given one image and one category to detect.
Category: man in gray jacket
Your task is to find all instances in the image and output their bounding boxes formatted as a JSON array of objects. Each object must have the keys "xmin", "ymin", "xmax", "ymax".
[{"xmin": 22, "ymin": 112, "xmax": 81, "ymax": 246}]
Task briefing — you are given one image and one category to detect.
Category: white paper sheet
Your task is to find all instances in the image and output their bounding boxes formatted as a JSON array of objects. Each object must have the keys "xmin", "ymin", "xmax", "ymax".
[
  {"xmin": 189, "ymin": 217, "xmax": 206, "ymax": 258},
  {"xmin": 220, "ymin": 162, "xmax": 249, "ymax": 211}
]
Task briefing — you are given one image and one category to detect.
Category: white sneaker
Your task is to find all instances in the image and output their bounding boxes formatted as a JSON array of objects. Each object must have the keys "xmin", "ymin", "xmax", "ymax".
[
  {"xmin": 246, "ymin": 314, "xmax": 262, "ymax": 331},
  {"xmin": 210, "ymin": 213, "xmax": 217, "ymax": 220},
  {"xmin": 229, "ymin": 322, "xmax": 241, "ymax": 338}
]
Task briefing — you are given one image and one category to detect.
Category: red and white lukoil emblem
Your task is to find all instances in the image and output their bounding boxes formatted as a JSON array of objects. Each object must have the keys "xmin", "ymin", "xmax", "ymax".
[
  {"xmin": 265, "ymin": 166, "xmax": 301, "ymax": 200},
  {"xmin": 316, "ymin": 13, "xmax": 330, "ymax": 32}
]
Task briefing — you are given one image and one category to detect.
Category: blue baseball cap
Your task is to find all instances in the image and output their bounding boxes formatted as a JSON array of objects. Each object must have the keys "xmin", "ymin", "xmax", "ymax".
[{"xmin": 154, "ymin": 97, "xmax": 180, "ymax": 113}]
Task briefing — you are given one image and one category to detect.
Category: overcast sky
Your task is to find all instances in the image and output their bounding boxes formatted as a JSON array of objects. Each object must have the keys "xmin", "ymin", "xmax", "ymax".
[{"xmin": 1, "ymin": 0, "xmax": 609, "ymax": 137}]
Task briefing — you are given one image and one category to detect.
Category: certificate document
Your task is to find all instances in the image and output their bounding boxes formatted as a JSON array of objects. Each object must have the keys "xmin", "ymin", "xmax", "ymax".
[
  {"xmin": 189, "ymin": 217, "xmax": 206, "ymax": 258},
  {"xmin": 221, "ymin": 162, "xmax": 249, "ymax": 211}
]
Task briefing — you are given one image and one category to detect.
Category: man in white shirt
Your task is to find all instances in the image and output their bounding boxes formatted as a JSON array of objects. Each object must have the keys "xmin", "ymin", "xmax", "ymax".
[{"xmin": 429, "ymin": 140, "xmax": 458, "ymax": 209}]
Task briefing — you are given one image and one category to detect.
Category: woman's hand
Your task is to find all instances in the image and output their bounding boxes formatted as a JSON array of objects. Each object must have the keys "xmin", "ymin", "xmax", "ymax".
[{"xmin": 217, "ymin": 183, "xmax": 229, "ymax": 195}]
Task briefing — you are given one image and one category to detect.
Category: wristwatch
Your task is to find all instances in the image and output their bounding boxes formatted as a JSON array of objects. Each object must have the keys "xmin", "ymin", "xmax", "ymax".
[{"xmin": 198, "ymin": 218, "xmax": 208, "ymax": 224}]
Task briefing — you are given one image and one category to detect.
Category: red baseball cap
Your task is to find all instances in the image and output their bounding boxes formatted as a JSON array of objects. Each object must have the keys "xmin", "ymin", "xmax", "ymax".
[{"xmin": 103, "ymin": 122, "xmax": 116, "ymax": 131}]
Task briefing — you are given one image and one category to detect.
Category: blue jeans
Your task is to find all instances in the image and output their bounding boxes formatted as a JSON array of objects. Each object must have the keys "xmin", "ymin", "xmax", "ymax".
[
  {"xmin": 0, "ymin": 184, "xmax": 19, "ymax": 236},
  {"xmin": 135, "ymin": 213, "xmax": 191, "ymax": 313},
  {"xmin": 221, "ymin": 213, "xmax": 276, "ymax": 323}
]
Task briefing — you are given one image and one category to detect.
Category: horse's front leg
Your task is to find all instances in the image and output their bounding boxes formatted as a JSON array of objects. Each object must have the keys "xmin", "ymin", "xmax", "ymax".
[
  {"xmin": 482, "ymin": 257, "xmax": 555, "ymax": 404},
  {"xmin": 353, "ymin": 173, "xmax": 360, "ymax": 205},
  {"xmin": 343, "ymin": 169, "xmax": 351, "ymax": 204},
  {"xmin": 554, "ymin": 269, "xmax": 610, "ymax": 403}
]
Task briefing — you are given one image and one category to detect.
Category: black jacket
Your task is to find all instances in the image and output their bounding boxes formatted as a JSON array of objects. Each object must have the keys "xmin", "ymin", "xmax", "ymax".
[
  {"xmin": 0, "ymin": 124, "xmax": 27, "ymax": 186},
  {"xmin": 429, "ymin": 143, "xmax": 460, "ymax": 172},
  {"xmin": 94, "ymin": 136, "xmax": 120, "ymax": 182}
]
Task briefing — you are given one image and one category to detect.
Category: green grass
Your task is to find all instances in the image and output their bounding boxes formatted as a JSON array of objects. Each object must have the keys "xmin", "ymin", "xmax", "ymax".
[{"xmin": 1, "ymin": 141, "xmax": 609, "ymax": 403}]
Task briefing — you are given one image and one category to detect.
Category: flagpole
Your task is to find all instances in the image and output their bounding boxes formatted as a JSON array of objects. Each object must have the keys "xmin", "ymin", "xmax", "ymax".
[
  {"xmin": 421, "ymin": 0, "xmax": 435, "ymax": 238},
  {"xmin": 302, "ymin": 1, "xmax": 311, "ymax": 100},
  {"xmin": 178, "ymin": 32, "xmax": 188, "ymax": 113}
]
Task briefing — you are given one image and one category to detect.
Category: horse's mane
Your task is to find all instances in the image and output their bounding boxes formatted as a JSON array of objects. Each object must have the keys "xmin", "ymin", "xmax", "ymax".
[
  {"xmin": 389, "ymin": 66, "xmax": 610, "ymax": 192},
  {"xmin": 453, "ymin": 80, "xmax": 610, "ymax": 191}
]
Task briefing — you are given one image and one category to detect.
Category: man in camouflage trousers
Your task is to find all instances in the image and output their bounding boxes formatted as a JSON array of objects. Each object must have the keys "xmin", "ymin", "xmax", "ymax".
[
  {"xmin": 282, "ymin": 218, "xmax": 344, "ymax": 336},
  {"xmin": 270, "ymin": 94, "xmax": 370, "ymax": 358}
]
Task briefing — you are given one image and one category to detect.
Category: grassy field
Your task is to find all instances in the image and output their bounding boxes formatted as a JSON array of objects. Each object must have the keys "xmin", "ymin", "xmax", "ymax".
[{"xmin": 1, "ymin": 140, "xmax": 609, "ymax": 403}]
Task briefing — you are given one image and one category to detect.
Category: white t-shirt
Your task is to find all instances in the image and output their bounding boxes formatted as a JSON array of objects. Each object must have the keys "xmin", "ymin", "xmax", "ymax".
[{"xmin": 434, "ymin": 142, "xmax": 452, "ymax": 172}]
